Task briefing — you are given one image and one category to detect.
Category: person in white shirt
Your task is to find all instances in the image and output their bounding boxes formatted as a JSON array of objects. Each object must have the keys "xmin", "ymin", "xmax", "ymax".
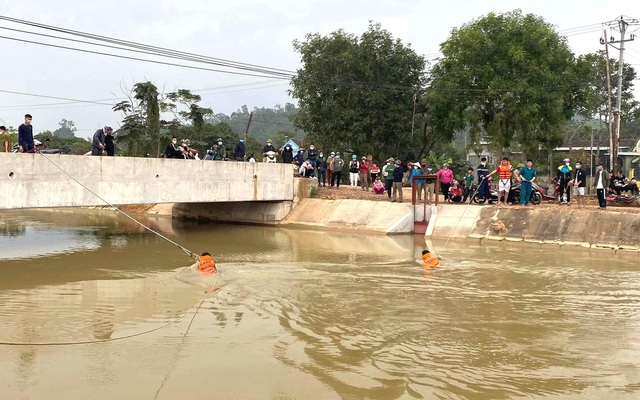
[
  {"xmin": 299, "ymin": 158, "xmax": 314, "ymax": 178},
  {"xmin": 595, "ymin": 163, "xmax": 610, "ymax": 209}
]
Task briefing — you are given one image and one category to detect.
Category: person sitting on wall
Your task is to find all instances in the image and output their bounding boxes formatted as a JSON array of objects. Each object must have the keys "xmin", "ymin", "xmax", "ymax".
[
  {"xmin": 299, "ymin": 157, "xmax": 314, "ymax": 178},
  {"xmin": 612, "ymin": 170, "xmax": 638, "ymax": 195}
]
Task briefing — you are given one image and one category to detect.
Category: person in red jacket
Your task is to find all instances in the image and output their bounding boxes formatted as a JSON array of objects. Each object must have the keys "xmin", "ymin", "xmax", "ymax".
[
  {"xmin": 449, "ymin": 181, "xmax": 463, "ymax": 203},
  {"xmin": 358, "ymin": 156, "xmax": 370, "ymax": 191}
]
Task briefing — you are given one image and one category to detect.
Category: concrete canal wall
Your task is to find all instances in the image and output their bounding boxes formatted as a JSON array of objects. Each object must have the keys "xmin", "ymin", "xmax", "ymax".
[
  {"xmin": 428, "ymin": 205, "xmax": 640, "ymax": 252},
  {"xmin": 280, "ymin": 198, "xmax": 428, "ymax": 234}
]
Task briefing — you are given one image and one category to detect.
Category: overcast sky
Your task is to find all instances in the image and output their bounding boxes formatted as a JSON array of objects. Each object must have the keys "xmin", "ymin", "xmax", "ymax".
[{"xmin": 0, "ymin": 0, "xmax": 638, "ymax": 138}]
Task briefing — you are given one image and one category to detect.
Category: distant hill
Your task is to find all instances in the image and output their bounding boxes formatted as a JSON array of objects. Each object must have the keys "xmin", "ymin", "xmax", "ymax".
[{"xmin": 207, "ymin": 103, "xmax": 306, "ymax": 144}]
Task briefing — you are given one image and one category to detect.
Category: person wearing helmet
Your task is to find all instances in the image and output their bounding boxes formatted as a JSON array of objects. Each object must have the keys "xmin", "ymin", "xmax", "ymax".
[
  {"xmin": 104, "ymin": 125, "xmax": 116, "ymax": 156},
  {"xmin": 262, "ymin": 139, "xmax": 276, "ymax": 162},
  {"xmin": 212, "ymin": 137, "xmax": 226, "ymax": 160},
  {"xmin": 556, "ymin": 158, "xmax": 573, "ymax": 204},
  {"xmin": 349, "ymin": 154, "xmax": 360, "ymax": 187},
  {"xmin": 91, "ymin": 124, "xmax": 112, "ymax": 156}
]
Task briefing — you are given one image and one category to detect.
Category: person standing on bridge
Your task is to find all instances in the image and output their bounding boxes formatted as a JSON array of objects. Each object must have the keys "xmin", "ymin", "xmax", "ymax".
[
  {"xmin": 91, "ymin": 125, "xmax": 111, "ymax": 156},
  {"xmin": 262, "ymin": 139, "xmax": 276, "ymax": 162},
  {"xmin": 18, "ymin": 114, "xmax": 35, "ymax": 153},
  {"xmin": 234, "ymin": 138, "xmax": 246, "ymax": 161},
  {"xmin": 0, "ymin": 126, "xmax": 12, "ymax": 153},
  {"xmin": 105, "ymin": 128, "xmax": 115, "ymax": 156}
]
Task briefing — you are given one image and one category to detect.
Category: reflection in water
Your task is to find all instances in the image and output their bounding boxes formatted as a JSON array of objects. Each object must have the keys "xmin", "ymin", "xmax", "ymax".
[{"xmin": 0, "ymin": 210, "xmax": 639, "ymax": 399}]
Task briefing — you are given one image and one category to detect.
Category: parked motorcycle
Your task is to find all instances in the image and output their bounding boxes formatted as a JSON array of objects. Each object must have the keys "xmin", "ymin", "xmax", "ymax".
[
  {"xmin": 11, "ymin": 138, "xmax": 62, "ymax": 154},
  {"xmin": 264, "ymin": 151, "xmax": 277, "ymax": 163},
  {"xmin": 471, "ymin": 180, "xmax": 542, "ymax": 205}
]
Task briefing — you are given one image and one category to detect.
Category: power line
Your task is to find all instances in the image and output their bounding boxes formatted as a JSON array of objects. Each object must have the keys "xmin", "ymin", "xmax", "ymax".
[
  {"xmin": 0, "ymin": 81, "xmax": 290, "ymax": 110},
  {"xmin": 0, "ymin": 15, "xmax": 297, "ymax": 78},
  {"xmin": 0, "ymin": 89, "xmax": 113, "ymax": 106},
  {"xmin": 0, "ymin": 34, "xmax": 295, "ymax": 81}
]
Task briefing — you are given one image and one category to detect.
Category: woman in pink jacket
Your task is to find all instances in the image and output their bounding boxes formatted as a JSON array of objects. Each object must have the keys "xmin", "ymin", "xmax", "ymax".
[{"xmin": 435, "ymin": 163, "xmax": 454, "ymax": 202}]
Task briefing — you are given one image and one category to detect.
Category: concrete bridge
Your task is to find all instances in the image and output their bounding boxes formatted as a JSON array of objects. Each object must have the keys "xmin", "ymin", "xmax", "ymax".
[{"xmin": 0, "ymin": 153, "xmax": 295, "ymax": 210}]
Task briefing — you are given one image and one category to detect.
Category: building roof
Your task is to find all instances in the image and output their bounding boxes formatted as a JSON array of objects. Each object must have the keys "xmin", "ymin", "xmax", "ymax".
[
  {"xmin": 555, "ymin": 138, "xmax": 639, "ymax": 151},
  {"xmin": 280, "ymin": 139, "xmax": 301, "ymax": 151}
]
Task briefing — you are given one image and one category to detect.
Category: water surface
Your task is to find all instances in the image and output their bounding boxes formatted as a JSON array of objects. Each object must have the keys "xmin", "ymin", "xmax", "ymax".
[{"xmin": 1, "ymin": 210, "xmax": 639, "ymax": 399}]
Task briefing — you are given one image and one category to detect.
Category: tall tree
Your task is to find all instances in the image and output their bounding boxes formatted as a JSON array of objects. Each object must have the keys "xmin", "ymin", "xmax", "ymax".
[
  {"xmin": 577, "ymin": 51, "xmax": 638, "ymax": 127},
  {"xmin": 113, "ymin": 81, "xmax": 165, "ymax": 157},
  {"xmin": 431, "ymin": 10, "xmax": 583, "ymax": 156},
  {"xmin": 53, "ymin": 119, "xmax": 77, "ymax": 139},
  {"xmin": 166, "ymin": 89, "xmax": 213, "ymax": 144},
  {"xmin": 290, "ymin": 22, "xmax": 427, "ymax": 161}
]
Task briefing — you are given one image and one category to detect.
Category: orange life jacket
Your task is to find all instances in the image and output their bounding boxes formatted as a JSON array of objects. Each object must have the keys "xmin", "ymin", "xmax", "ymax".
[
  {"xmin": 198, "ymin": 255, "xmax": 217, "ymax": 274},
  {"xmin": 422, "ymin": 253, "xmax": 440, "ymax": 268},
  {"xmin": 497, "ymin": 163, "xmax": 512, "ymax": 180}
]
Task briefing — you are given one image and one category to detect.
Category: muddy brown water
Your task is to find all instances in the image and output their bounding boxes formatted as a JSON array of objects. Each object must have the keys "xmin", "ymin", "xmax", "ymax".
[{"xmin": 1, "ymin": 210, "xmax": 639, "ymax": 399}]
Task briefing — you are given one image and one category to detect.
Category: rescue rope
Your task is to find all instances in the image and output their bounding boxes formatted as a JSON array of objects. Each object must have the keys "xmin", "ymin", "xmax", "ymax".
[
  {"xmin": 37, "ymin": 151, "xmax": 198, "ymax": 259},
  {"xmin": 441, "ymin": 176, "xmax": 486, "ymax": 250},
  {"xmin": 153, "ymin": 277, "xmax": 220, "ymax": 399}
]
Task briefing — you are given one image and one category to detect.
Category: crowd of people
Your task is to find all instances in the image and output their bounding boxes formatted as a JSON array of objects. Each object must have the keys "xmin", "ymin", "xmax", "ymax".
[
  {"xmin": 1, "ymin": 114, "xmax": 117, "ymax": 156},
  {"xmin": 161, "ymin": 135, "xmax": 637, "ymax": 211}
]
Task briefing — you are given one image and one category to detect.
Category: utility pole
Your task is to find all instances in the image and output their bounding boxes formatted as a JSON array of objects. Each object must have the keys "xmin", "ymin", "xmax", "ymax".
[
  {"xmin": 601, "ymin": 30, "xmax": 614, "ymax": 173},
  {"xmin": 244, "ymin": 111, "xmax": 254, "ymax": 141},
  {"xmin": 603, "ymin": 16, "xmax": 639, "ymax": 173}
]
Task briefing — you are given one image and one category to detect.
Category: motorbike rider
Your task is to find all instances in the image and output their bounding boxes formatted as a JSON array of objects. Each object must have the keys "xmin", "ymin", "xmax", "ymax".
[
  {"xmin": 556, "ymin": 158, "xmax": 573, "ymax": 204},
  {"xmin": 262, "ymin": 139, "xmax": 276, "ymax": 162}
]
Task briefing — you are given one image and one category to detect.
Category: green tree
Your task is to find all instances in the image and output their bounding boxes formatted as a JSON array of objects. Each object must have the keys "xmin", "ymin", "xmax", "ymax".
[
  {"xmin": 34, "ymin": 131, "xmax": 91, "ymax": 155},
  {"xmin": 53, "ymin": 119, "xmax": 77, "ymax": 138},
  {"xmin": 577, "ymin": 51, "xmax": 637, "ymax": 121},
  {"xmin": 431, "ymin": 10, "xmax": 583, "ymax": 156},
  {"xmin": 207, "ymin": 103, "xmax": 303, "ymax": 144},
  {"xmin": 290, "ymin": 22, "xmax": 426, "ymax": 162},
  {"xmin": 113, "ymin": 81, "xmax": 165, "ymax": 157},
  {"xmin": 166, "ymin": 89, "xmax": 213, "ymax": 144}
]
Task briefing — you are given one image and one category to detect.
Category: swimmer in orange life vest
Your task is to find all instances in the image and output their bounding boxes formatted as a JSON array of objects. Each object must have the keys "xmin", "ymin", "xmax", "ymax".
[
  {"xmin": 197, "ymin": 252, "xmax": 217, "ymax": 274},
  {"xmin": 422, "ymin": 249, "xmax": 440, "ymax": 268}
]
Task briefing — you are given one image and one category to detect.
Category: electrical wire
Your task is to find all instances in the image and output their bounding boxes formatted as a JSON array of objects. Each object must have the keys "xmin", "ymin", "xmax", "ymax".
[
  {"xmin": 0, "ymin": 34, "xmax": 293, "ymax": 81},
  {"xmin": 0, "ymin": 15, "xmax": 297, "ymax": 77}
]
